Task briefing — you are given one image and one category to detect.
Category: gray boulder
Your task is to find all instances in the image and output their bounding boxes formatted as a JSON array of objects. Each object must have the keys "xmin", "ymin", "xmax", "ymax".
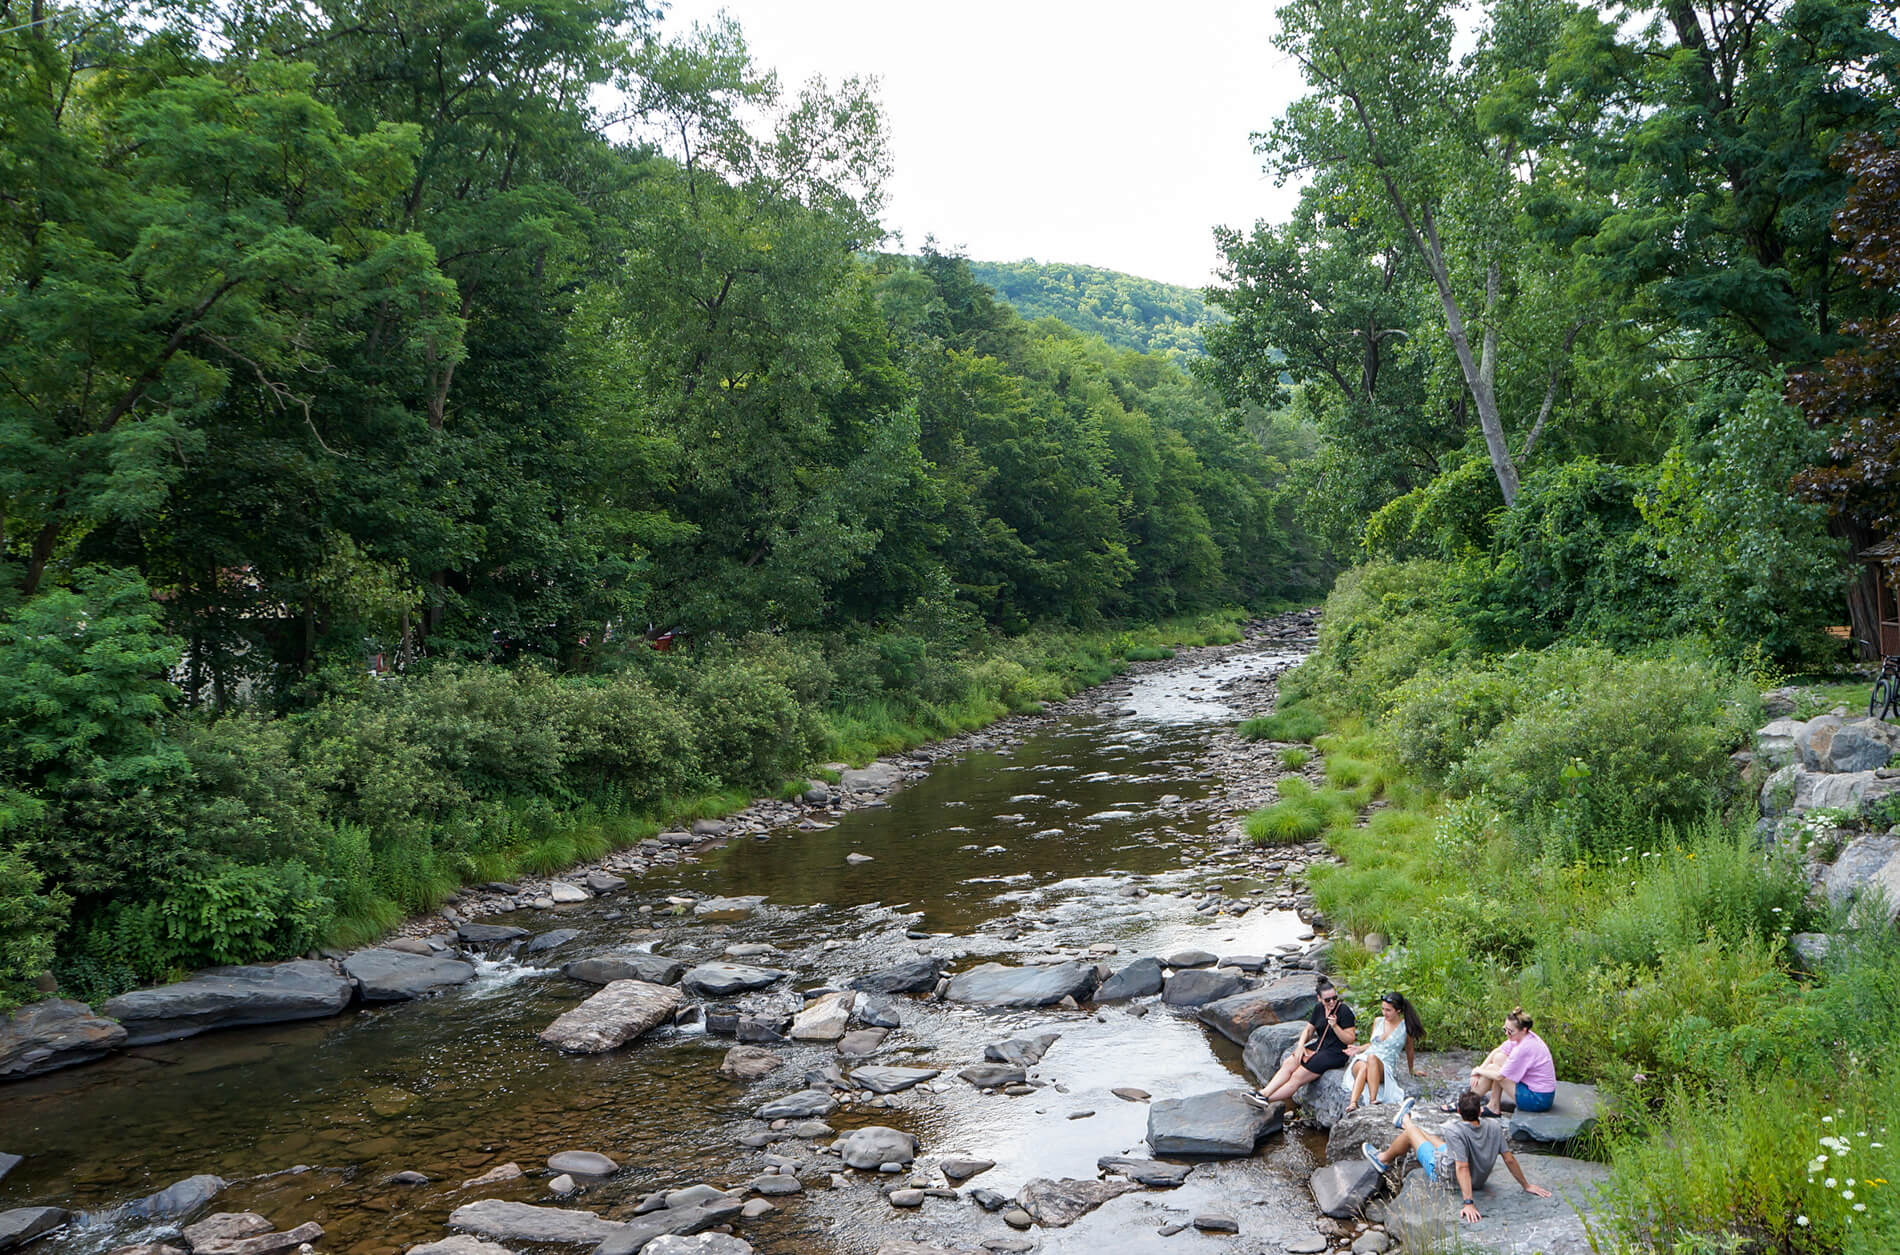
[
  {"xmin": 1788, "ymin": 767, "xmax": 1900, "ymax": 818},
  {"xmin": 943, "ymin": 962, "xmax": 1097, "ymax": 1007},
  {"xmin": 448, "ymin": 1200, "xmax": 625, "ymax": 1246},
  {"xmin": 1165, "ymin": 949, "xmax": 1217, "ymax": 968},
  {"xmin": 692, "ymin": 896, "xmax": 763, "ymax": 918},
  {"xmin": 1386, "ymin": 1154, "xmax": 1610, "ymax": 1255},
  {"xmin": 788, "ymin": 991, "xmax": 854, "ymax": 1042},
  {"xmin": 1754, "ymin": 718, "xmax": 1806, "ymax": 770},
  {"xmin": 1823, "ymin": 834, "xmax": 1900, "ymax": 923},
  {"xmin": 833, "ymin": 1126, "xmax": 917, "ymax": 1170},
  {"xmin": 1294, "ymin": 1068, "xmax": 1423, "ymax": 1131},
  {"xmin": 755, "ymin": 1089, "xmax": 837, "ymax": 1119},
  {"xmin": 457, "ymin": 924, "xmax": 529, "ymax": 945},
  {"xmin": 848, "ymin": 959, "xmax": 944, "ymax": 994},
  {"xmin": 1015, "ymin": 1178, "xmax": 1139, "ymax": 1227},
  {"xmin": 719, "ymin": 1046, "xmax": 784, "ymax": 1080},
  {"xmin": 984, "ymin": 1032, "xmax": 1059, "ymax": 1066},
  {"xmin": 1759, "ymin": 762, "xmax": 1800, "ymax": 818},
  {"xmin": 0, "ymin": 1207, "xmax": 69, "ymax": 1252},
  {"xmin": 1509, "ymin": 1082, "xmax": 1605, "ymax": 1143},
  {"xmin": 1161, "ymin": 968, "xmax": 1247, "ymax": 1007},
  {"xmin": 1199, "ymin": 974, "xmax": 1320, "ymax": 1044},
  {"xmin": 1096, "ymin": 1156, "xmax": 1192, "ymax": 1187},
  {"xmin": 344, "ymin": 950, "xmax": 477, "ymax": 1002},
  {"xmin": 1241, "ymin": 1020, "xmax": 1310, "ymax": 1085},
  {"xmin": 839, "ymin": 762, "xmax": 905, "ymax": 793},
  {"xmin": 849, "ymin": 1066, "xmax": 939, "ymax": 1094},
  {"xmin": 1790, "ymin": 932, "xmax": 1832, "ymax": 968},
  {"xmin": 111, "ymin": 1174, "xmax": 226, "ymax": 1222},
  {"xmin": 959, "ymin": 1063, "xmax": 1025, "ymax": 1088},
  {"xmin": 1146, "ymin": 1089, "xmax": 1280, "ymax": 1156},
  {"xmin": 856, "ymin": 994, "xmax": 901, "ymax": 1028},
  {"xmin": 101, "ymin": 961, "xmax": 352, "ymax": 1045},
  {"xmin": 1310, "ymin": 1161, "xmax": 1381, "ymax": 1218},
  {"xmin": 539, "ymin": 981, "xmax": 684, "ymax": 1053},
  {"xmin": 1826, "ymin": 719, "xmax": 1900, "ymax": 773},
  {"xmin": 1095, "ymin": 957, "xmax": 1163, "ymax": 1001},
  {"xmin": 1326, "ymin": 1106, "xmax": 1410, "ymax": 1164},
  {"xmin": 590, "ymin": 1199, "xmax": 743, "ymax": 1255},
  {"xmin": 0, "ymin": 998, "xmax": 127, "ymax": 1080},
  {"xmin": 1797, "ymin": 715, "xmax": 1846, "ymax": 770},
  {"xmin": 681, "ymin": 964, "xmax": 787, "ymax": 998},
  {"xmin": 563, "ymin": 955, "xmax": 684, "ymax": 987},
  {"xmin": 525, "ymin": 929, "xmax": 583, "ymax": 956},
  {"xmin": 0, "ymin": 1153, "xmax": 17, "ymax": 1183}
]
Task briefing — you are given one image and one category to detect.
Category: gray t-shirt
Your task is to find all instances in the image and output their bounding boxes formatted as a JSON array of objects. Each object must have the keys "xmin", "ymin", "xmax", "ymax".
[{"xmin": 1436, "ymin": 1118, "xmax": 1506, "ymax": 1191}]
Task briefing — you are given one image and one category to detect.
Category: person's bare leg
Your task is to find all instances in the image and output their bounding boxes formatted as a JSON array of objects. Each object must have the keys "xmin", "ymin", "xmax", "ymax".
[
  {"xmin": 1345, "ymin": 1060, "xmax": 1366, "ymax": 1111},
  {"xmin": 1257, "ymin": 1053, "xmax": 1302, "ymax": 1098},
  {"xmin": 1266, "ymin": 1064, "xmax": 1320, "ymax": 1103},
  {"xmin": 1370, "ymin": 1116, "xmax": 1441, "ymax": 1168}
]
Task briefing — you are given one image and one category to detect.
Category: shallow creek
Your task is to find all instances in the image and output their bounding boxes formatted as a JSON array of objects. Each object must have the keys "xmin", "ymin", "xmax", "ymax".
[{"xmin": 2, "ymin": 641, "xmax": 1330, "ymax": 1255}]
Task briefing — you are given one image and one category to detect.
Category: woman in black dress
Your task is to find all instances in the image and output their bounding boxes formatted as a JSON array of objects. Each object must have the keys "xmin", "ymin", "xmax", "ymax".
[{"xmin": 1251, "ymin": 979, "xmax": 1357, "ymax": 1106}]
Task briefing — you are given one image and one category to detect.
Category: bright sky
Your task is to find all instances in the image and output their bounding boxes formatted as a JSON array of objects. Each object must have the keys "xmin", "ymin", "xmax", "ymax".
[{"xmin": 655, "ymin": 1, "xmax": 1309, "ymax": 289}]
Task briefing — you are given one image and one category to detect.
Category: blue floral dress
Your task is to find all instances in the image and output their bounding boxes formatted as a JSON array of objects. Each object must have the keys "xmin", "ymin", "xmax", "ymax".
[{"xmin": 1338, "ymin": 1015, "xmax": 1408, "ymax": 1103}]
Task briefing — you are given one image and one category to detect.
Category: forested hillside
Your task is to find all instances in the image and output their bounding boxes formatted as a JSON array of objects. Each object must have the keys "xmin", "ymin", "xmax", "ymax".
[
  {"xmin": 965, "ymin": 259, "xmax": 1218, "ymax": 360},
  {"xmin": 0, "ymin": 1, "xmax": 1331, "ymax": 1004}
]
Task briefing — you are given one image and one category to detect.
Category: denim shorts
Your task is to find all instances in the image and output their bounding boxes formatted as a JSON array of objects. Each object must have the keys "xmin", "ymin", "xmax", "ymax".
[{"xmin": 1515, "ymin": 1082, "xmax": 1556, "ymax": 1112}]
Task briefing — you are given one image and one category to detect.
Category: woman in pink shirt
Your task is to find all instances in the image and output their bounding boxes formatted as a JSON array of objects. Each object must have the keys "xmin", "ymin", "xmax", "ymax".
[{"xmin": 1469, "ymin": 1008, "xmax": 1556, "ymax": 1116}]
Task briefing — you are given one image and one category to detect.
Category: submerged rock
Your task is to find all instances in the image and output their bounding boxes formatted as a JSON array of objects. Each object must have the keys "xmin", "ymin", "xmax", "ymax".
[
  {"xmin": 983, "ymin": 1033, "xmax": 1059, "ymax": 1067},
  {"xmin": 448, "ymin": 1200, "xmax": 626, "ymax": 1245},
  {"xmin": 718, "ymin": 1046, "xmax": 784, "ymax": 1081},
  {"xmin": 592, "ymin": 1199, "xmax": 745, "ymax": 1255},
  {"xmin": 850, "ymin": 1066, "xmax": 939, "ymax": 1094},
  {"xmin": 562, "ymin": 954, "xmax": 685, "ymax": 987},
  {"xmin": 755, "ymin": 1089, "xmax": 838, "ymax": 1120},
  {"xmin": 1096, "ymin": 1156, "xmax": 1192, "ymax": 1187},
  {"xmin": 833, "ymin": 1126, "xmax": 917, "ymax": 1170},
  {"xmin": 1015, "ymin": 1178, "xmax": 1139, "ymax": 1227}
]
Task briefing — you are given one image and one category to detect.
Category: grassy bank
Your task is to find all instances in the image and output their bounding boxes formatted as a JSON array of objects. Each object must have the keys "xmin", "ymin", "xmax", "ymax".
[
  {"xmin": 1239, "ymin": 561, "xmax": 1897, "ymax": 1254},
  {"xmin": 3, "ymin": 608, "xmax": 1261, "ymax": 1010}
]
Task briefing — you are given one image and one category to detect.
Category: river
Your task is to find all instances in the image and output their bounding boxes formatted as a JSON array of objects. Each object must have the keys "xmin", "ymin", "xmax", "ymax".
[{"xmin": 1, "ymin": 623, "xmax": 1331, "ymax": 1255}]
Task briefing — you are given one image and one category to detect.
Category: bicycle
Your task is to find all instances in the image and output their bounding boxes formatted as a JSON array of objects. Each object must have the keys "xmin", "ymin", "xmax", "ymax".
[{"xmin": 1871, "ymin": 654, "xmax": 1900, "ymax": 721}]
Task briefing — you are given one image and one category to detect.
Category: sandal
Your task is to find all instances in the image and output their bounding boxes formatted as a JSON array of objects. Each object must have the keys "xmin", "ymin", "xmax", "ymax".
[
  {"xmin": 1437, "ymin": 1101, "xmax": 1459, "ymax": 1114},
  {"xmin": 1480, "ymin": 1107, "xmax": 1503, "ymax": 1119}
]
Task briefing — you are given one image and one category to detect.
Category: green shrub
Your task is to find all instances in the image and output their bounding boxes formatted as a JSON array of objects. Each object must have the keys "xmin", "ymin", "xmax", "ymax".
[
  {"xmin": 1123, "ymin": 645, "xmax": 1175, "ymax": 661},
  {"xmin": 0, "ymin": 846, "xmax": 68, "ymax": 1009},
  {"xmin": 1239, "ymin": 703, "xmax": 1327, "ymax": 742},
  {"xmin": 1245, "ymin": 777, "xmax": 1356, "ymax": 845},
  {"xmin": 557, "ymin": 671, "xmax": 700, "ymax": 804},
  {"xmin": 1451, "ymin": 649, "xmax": 1749, "ymax": 839},
  {"xmin": 1279, "ymin": 746, "xmax": 1311, "ymax": 770}
]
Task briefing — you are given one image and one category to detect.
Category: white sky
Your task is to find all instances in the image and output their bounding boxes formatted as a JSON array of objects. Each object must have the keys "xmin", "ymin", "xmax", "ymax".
[{"xmin": 654, "ymin": 1, "xmax": 1309, "ymax": 289}]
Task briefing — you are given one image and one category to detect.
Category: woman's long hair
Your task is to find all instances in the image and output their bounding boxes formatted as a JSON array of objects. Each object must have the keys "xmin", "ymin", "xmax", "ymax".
[{"xmin": 1383, "ymin": 991, "xmax": 1424, "ymax": 1044}]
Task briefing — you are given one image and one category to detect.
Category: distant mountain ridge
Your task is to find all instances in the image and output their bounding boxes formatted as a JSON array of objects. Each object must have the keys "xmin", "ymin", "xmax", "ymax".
[{"xmin": 964, "ymin": 259, "xmax": 1219, "ymax": 360}]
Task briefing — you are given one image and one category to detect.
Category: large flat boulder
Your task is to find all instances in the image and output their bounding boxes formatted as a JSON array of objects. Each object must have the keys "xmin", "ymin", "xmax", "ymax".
[
  {"xmin": 539, "ymin": 981, "xmax": 684, "ymax": 1053},
  {"xmin": 847, "ymin": 959, "xmax": 944, "ymax": 994},
  {"xmin": 0, "ymin": 998, "xmax": 127, "ymax": 1079},
  {"xmin": 680, "ymin": 964, "xmax": 787, "ymax": 998},
  {"xmin": 1199, "ymin": 974, "xmax": 1320, "ymax": 1045},
  {"xmin": 1146, "ymin": 1089, "xmax": 1280, "ymax": 1156},
  {"xmin": 1096, "ymin": 1157, "xmax": 1192, "ymax": 1187},
  {"xmin": 755, "ymin": 1089, "xmax": 837, "ymax": 1120},
  {"xmin": 1016, "ymin": 1178, "xmax": 1139, "ymax": 1227},
  {"xmin": 1325, "ymin": 1106, "xmax": 1410, "ymax": 1163},
  {"xmin": 944, "ymin": 962, "xmax": 1097, "ymax": 1007},
  {"xmin": 1310, "ymin": 1160, "xmax": 1380, "ymax": 1217},
  {"xmin": 1386, "ymin": 1154, "xmax": 1609, "ymax": 1255},
  {"xmin": 849, "ymin": 1066, "xmax": 938, "ymax": 1094},
  {"xmin": 562, "ymin": 955, "xmax": 684, "ymax": 987},
  {"xmin": 1161, "ymin": 969, "xmax": 1247, "ymax": 1007},
  {"xmin": 101, "ymin": 962, "xmax": 353, "ymax": 1045},
  {"xmin": 589, "ymin": 1199, "xmax": 743, "ymax": 1255},
  {"xmin": 1095, "ymin": 957, "xmax": 1163, "ymax": 1001},
  {"xmin": 345, "ymin": 950, "xmax": 477, "ymax": 1002},
  {"xmin": 1508, "ymin": 1082, "xmax": 1605, "ymax": 1143},
  {"xmin": 112, "ymin": 1175, "xmax": 226, "ymax": 1223},
  {"xmin": 1823, "ymin": 718, "xmax": 1900, "ymax": 772},
  {"xmin": 448, "ymin": 1200, "xmax": 626, "ymax": 1245},
  {"xmin": 1787, "ymin": 767, "xmax": 1900, "ymax": 818}
]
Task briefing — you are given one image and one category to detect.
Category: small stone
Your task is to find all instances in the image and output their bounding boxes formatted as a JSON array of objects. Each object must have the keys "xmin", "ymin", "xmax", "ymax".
[
  {"xmin": 384, "ymin": 1171, "xmax": 430, "ymax": 1186},
  {"xmin": 1002, "ymin": 1208, "xmax": 1034, "ymax": 1230},
  {"xmin": 460, "ymin": 1163, "xmax": 523, "ymax": 1190},
  {"xmin": 1111, "ymin": 1087, "xmax": 1150, "ymax": 1102},
  {"xmin": 1192, "ymin": 1214, "xmax": 1238, "ymax": 1234},
  {"xmin": 887, "ymin": 1189, "xmax": 925, "ymax": 1207},
  {"xmin": 547, "ymin": 1174, "xmax": 576, "ymax": 1195},
  {"xmin": 740, "ymin": 1200, "xmax": 775, "ymax": 1219}
]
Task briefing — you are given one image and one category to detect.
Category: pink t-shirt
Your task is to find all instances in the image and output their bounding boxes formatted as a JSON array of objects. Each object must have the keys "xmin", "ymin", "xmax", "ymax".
[{"xmin": 1501, "ymin": 1030, "xmax": 1556, "ymax": 1092}]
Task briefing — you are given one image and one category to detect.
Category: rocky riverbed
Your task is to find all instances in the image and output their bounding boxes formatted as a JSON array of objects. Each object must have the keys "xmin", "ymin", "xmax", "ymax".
[{"xmin": 1, "ymin": 610, "xmax": 1610, "ymax": 1255}]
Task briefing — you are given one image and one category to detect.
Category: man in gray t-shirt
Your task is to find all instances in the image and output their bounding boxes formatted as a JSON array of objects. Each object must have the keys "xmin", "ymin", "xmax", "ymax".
[{"xmin": 1363, "ymin": 1090, "xmax": 1552, "ymax": 1223}]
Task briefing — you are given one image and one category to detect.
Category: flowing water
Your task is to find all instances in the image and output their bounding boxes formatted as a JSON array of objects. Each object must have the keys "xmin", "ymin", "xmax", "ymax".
[{"xmin": 1, "ymin": 640, "xmax": 1329, "ymax": 1255}]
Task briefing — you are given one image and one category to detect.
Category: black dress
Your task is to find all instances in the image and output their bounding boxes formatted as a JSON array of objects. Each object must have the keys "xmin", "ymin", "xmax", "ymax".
[{"xmin": 1304, "ymin": 1002, "xmax": 1357, "ymax": 1074}]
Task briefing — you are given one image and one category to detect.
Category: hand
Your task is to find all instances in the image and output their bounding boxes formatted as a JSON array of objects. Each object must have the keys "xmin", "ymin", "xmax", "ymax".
[
  {"xmin": 1461, "ymin": 1202, "xmax": 1481, "ymax": 1223},
  {"xmin": 1525, "ymin": 1184, "xmax": 1552, "ymax": 1199}
]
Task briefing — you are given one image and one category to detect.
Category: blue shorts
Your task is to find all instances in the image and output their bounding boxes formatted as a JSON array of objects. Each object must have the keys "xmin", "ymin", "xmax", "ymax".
[
  {"xmin": 1515, "ymin": 1083, "xmax": 1555, "ymax": 1112},
  {"xmin": 1414, "ymin": 1138, "xmax": 1440, "ymax": 1182}
]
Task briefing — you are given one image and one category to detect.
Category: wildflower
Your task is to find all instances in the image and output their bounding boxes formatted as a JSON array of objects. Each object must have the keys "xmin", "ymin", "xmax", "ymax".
[
  {"xmin": 1855, "ymin": 1203, "xmax": 1867, "ymax": 1212},
  {"xmin": 1797, "ymin": 1216, "xmax": 1810, "ymax": 1227},
  {"xmin": 1844, "ymin": 1190, "xmax": 1855, "ymax": 1200},
  {"xmin": 1825, "ymin": 1116, "xmax": 1835, "ymax": 1123},
  {"xmin": 1827, "ymin": 1178, "xmax": 1838, "ymax": 1188}
]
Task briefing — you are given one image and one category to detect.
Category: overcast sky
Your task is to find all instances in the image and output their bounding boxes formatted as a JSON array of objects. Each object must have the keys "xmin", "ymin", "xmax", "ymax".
[{"xmin": 655, "ymin": 1, "xmax": 1309, "ymax": 289}]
